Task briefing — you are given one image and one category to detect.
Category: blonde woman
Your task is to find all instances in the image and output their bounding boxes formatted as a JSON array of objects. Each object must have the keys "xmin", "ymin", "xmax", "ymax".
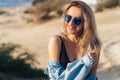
[{"xmin": 45, "ymin": 0, "xmax": 101, "ymax": 80}]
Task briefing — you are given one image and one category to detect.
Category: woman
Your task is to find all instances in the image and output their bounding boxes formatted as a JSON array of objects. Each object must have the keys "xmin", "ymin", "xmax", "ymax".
[{"xmin": 44, "ymin": 0, "xmax": 101, "ymax": 80}]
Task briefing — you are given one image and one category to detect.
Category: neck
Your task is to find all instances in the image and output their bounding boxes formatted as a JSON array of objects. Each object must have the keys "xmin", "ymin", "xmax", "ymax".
[{"xmin": 67, "ymin": 34, "xmax": 79, "ymax": 43}]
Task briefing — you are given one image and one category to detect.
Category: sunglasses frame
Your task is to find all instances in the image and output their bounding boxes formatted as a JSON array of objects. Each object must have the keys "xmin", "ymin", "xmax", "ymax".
[{"xmin": 65, "ymin": 15, "xmax": 84, "ymax": 26}]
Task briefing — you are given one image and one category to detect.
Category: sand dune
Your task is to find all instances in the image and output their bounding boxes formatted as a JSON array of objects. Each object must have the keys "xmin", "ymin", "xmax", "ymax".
[
  {"xmin": 96, "ymin": 9, "xmax": 120, "ymax": 80},
  {"xmin": 0, "ymin": 8, "xmax": 120, "ymax": 80}
]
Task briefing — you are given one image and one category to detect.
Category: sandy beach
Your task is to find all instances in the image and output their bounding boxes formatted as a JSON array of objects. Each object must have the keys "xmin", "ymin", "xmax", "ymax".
[{"xmin": 0, "ymin": 7, "xmax": 120, "ymax": 80}]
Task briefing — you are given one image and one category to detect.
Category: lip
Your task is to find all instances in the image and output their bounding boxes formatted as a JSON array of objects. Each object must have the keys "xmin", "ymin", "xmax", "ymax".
[{"xmin": 68, "ymin": 26, "xmax": 76, "ymax": 30}]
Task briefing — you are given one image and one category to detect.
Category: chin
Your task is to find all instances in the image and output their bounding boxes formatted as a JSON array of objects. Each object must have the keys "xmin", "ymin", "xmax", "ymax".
[{"xmin": 67, "ymin": 27, "xmax": 76, "ymax": 34}]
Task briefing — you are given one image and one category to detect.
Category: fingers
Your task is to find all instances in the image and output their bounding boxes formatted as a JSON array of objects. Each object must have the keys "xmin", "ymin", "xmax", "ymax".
[{"xmin": 88, "ymin": 50, "xmax": 97, "ymax": 61}]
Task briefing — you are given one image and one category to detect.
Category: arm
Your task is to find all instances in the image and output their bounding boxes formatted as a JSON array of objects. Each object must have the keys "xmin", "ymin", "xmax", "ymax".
[
  {"xmin": 64, "ymin": 53, "xmax": 96, "ymax": 80},
  {"xmin": 48, "ymin": 35, "xmax": 61, "ymax": 63},
  {"xmin": 65, "ymin": 50, "xmax": 99, "ymax": 80},
  {"xmin": 44, "ymin": 35, "xmax": 65, "ymax": 79},
  {"xmin": 87, "ymin": 50, "xmax": 100, "ymax": 77}
]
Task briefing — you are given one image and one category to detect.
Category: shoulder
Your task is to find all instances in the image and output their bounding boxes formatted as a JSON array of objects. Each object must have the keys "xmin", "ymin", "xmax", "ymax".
[
  {"xmin": 49, "ymin": 35, "xmax": 61, "ymax": 44},
  {"xmin": 48, "ymin": 35, "xmax": 62, "ymax": 62},
  {"xmin": 48, "ymin": 35, "xmax": 61, "ymax": 49}
]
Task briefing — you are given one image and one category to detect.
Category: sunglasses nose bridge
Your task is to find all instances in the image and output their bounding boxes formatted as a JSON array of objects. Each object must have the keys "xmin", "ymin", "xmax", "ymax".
[{"xmin": 68, "ymin": 18, "xmax": 75, "ymax": 25}]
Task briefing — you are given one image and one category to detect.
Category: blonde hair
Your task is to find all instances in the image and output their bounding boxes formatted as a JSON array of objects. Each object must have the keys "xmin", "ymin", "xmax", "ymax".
[{"xmin": 62, "ymin": 0, "xmax": 101, "ymax": 54}]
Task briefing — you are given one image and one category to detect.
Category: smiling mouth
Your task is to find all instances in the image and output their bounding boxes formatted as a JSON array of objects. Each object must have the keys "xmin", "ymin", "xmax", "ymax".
[{"xmin": 68, "ymin": 26, "xmax": 76, "ymax": 30}]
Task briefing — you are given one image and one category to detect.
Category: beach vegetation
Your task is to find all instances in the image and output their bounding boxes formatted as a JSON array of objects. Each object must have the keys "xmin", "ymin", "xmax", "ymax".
[
  {"xmin": 95, "ymin": 0, "xmax": 120, "ymax": 12},
  {"xmin": 0, "ymin": 42, "xmax": 47, "ymax": 79}
]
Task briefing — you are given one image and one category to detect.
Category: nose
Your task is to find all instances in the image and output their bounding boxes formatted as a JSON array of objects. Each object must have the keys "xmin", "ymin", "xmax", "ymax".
[{"xmin": 68, "ymin": 19, "xmax": 74, "ymax": 26}]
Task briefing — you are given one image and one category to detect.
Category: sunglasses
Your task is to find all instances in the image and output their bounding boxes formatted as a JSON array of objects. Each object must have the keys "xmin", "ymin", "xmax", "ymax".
[{"xmin": 65, "ymin": 15, "xmax": 83, "ymax": 26}]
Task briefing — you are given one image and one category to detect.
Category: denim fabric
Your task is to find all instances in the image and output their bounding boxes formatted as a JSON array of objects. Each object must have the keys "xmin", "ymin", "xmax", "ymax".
[
  {"xmin": 86, "ymin": 74, "xmax": 98, "ymax": 80},
  {"xmin": 44, "ymin": 53, "xmax": 97, "ymax": 80}
]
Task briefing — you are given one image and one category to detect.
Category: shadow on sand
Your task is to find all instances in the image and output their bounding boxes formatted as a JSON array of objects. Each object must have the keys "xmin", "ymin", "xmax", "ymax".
[{"xmin": 0, "ymin": 43, "xmax": 48, "ymax": 80}]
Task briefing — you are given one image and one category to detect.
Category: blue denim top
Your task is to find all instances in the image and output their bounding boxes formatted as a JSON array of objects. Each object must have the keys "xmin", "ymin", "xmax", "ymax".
[{"xmin": 44, "ymin": 53, "xmax": 98, "ymax": 80}]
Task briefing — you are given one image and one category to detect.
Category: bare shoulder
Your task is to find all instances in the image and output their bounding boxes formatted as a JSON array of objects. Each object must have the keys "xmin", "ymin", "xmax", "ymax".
[
  {"xmin": 48, "ymin": 35, "xmax": 61, "ymax": 62},
  {"xmin": 49, "ymin": 35, "xmax": 61, "ymax": 43}
]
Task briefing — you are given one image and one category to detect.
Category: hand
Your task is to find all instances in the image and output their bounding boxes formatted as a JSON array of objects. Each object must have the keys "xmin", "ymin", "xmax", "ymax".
[{"xmin": 88, "ymin": 50, "xmax": 97, "ymax": 61}]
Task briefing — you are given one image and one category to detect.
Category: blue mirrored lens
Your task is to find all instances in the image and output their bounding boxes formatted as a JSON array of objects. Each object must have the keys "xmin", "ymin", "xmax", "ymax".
[
  {"xmin": 74, "ymin": 18, "xmax": 82, "ymax": 25},
  {"xmin": 65, "ymin": 15, "xmax": 71, "ymax": 23}
]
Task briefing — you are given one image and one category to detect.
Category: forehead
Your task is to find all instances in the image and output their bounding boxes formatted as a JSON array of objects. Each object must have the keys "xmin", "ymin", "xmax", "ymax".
[{"xmin": 66, "ymin": 6, "xmax": 83, "ymax": 17}]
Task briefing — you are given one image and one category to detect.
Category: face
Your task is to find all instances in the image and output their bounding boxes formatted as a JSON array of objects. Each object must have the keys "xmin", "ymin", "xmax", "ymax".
[{"xmin": 65, "ymin": 6, "xmax": 83, "ymax": 36}]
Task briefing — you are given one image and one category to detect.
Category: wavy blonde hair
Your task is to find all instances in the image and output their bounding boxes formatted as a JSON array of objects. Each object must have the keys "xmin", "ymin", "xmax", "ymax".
[{"xmin": 62, "ymin": 0, "xmax": 101, "ymax": 54}]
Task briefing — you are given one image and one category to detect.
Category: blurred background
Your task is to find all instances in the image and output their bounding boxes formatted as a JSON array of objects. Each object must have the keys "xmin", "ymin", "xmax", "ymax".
[{"xmin": 0, "ymin": 0, "xmax": 120, "ymax": 80}]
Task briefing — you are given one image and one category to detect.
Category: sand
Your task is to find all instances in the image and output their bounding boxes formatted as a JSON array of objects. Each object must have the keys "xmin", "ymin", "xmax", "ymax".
[{"xmin": 0, "ymin": 8, "xmax": 120, "ymax": 80}]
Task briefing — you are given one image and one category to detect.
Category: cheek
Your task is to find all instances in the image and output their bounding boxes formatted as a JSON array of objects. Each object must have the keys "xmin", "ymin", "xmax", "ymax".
[
  {"xmin": 77, "ymin": 26, "xmax": 83, "ymax": 32},
  {"xmin": 64, "ymin": 22, "xmax": 69, "ymax": 30}
]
